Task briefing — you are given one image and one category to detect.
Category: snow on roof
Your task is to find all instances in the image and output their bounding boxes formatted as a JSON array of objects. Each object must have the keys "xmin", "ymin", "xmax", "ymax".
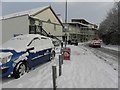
[
  {"xmin": 66, "ymin": 22, "xmax": 89, "ymax": 27},
  {"xmin": 1, "ymin": 34, "xmax": 51, "ymax": 52},
  {"xmin": 1, "ymin": 6, "xmax": 50, "ymax": 20},
  {"xmin": 14, "ymin": 34, "xmax": 48, "ymax": 40}
]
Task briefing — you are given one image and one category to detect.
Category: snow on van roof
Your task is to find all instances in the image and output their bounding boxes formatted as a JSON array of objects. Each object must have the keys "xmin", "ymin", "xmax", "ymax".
[
  {"xmin": 1, "ymin": 34, "xmax": 50, "ymax": 52},
  {"xmin": 1, "ymin": 6, "xmax": 50, "ymax": 20},
  {"xmin": 14, "ymin": 34, "xmax": 49, "ymax": 40}
]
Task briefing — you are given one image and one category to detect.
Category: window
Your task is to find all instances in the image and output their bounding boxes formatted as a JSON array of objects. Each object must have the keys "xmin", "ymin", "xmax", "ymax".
[
  {"xmin": 27, "ymin": 37, "xmax": 40, "ymax": 46},
  {"xmin": 34, "ymin": 39, "xmax": 41, "ymax": 50},
  {"xmin": 28, "ymin": 38, "xmax": 41, "ymax": 51},
  {"xmin": 29, "ymin": 25, "xmax": 36, "ymax": 34},
  {"xmin": 28, "ymin": 40, "xmax": 35, "ymax": 47}
]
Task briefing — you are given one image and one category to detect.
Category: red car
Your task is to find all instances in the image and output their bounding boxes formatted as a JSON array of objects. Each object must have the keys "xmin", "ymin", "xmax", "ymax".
[{"xmin": 89, "ymin": 39, "xmax": 101, "ymax": 48}]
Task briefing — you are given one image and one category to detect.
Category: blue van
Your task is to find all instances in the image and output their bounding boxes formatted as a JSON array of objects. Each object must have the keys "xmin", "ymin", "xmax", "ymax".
[{"xmin": 0, "ymin": 34, "xmax": 55, "ymax": 79}]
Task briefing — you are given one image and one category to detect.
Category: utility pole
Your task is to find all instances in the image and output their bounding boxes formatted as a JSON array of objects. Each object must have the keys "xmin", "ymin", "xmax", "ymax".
[
  {"xmin": 65, "ymin": 0, "xmax": 67, "ymax": 48},
  {"xmin": 65, "ymin": 0, "xmax": 67, "ymax": 23}
]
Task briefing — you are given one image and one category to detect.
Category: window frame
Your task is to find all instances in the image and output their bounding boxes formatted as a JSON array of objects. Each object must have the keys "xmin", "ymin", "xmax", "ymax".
[{"xmin": 27, "ymin": 37, "xmax": 40, "ymax": 47}]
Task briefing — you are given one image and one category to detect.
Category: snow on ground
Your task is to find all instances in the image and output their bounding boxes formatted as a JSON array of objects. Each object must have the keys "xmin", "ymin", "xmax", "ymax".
[
  {"xmin": 2, "ymin": 61, "xmax": 54, "ymax": 88},
  {"xmin": 88, "ymin": 46, "xmax": 118, "ymax": 71},
  {"xmin": 57, "ymin": 45, "xmax": 118, "ymax": 88},
  {"xmin": 2, "ymin": 45, "xmax": 118, "ymax": 88},
  {"xmin": 101, "ymin": 43, "xmax": 119, "ymax": 51}
]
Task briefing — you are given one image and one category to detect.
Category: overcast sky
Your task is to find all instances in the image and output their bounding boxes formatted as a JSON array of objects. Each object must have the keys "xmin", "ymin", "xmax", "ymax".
[{"xmin": 2, "ymin": 2, "xmax": 114, "ymax": 25}]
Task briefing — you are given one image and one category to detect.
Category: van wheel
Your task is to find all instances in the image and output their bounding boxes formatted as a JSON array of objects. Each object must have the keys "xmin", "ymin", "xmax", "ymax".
[
  {"xmin": 13, "ymin": 62, "xmax": 27, "ymax": 79},
  {"xmin": 51, "ymin": 51, "xmax": 55, "ymax": 60}
]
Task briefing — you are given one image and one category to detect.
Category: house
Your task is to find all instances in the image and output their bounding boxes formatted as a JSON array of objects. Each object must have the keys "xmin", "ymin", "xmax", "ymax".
[
  {"xmin": 63, "ymin": 19, "xmax": 98, "ymax": 42},
  {"xmin": 0, "ymin": 5, "xmax": 63, "ymax": 44}
]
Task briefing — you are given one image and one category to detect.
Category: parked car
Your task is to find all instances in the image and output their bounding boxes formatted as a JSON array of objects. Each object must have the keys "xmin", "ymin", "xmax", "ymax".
[
  {"xmin": 70, "ymin": 39, "xmax": 78, "ymax": 46},
  {"xmin": 89, "ymin": 39, "xmax": 101, "ymax": 48},
  {"xmin": 0, "ymin": 34, "xmax": 55, "ymax": 79}
]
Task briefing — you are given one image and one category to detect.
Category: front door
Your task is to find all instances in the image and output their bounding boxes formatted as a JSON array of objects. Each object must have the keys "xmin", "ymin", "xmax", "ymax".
[{"xmin": 27, "ymin": 38, "xmax": 43, "ymax": 67}]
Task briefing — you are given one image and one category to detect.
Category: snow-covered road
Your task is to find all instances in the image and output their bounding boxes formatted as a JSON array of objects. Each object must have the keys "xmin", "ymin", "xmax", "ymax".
[
  {"xmin": 2, "ymin": 45, "xmax": 118, "ymax": 88},
  {"xmin": 101, "ymin": 44, "xmax": 119, "ymax": 51}
]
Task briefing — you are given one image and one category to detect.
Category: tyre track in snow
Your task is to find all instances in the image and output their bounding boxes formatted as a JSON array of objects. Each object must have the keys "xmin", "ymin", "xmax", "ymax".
[
  {"xmin": 83, "ymin": 44, "xmax": 119, "ymax": 88},
  {"xmin": 97, "ymin": 47, "xmax": 118, "ymax": 60},
  {"xmin": 83, "ymin": 44, "xmax": 118, "ymax": 71},
  {"xmin": 85, "ymin": 44, "xmax": 118, "ymax": 61},
  {"xmin": 81, "ymin": 44, "xmax": 119, "ymax": 88},
  {"xmin": 79, "ymin": 45, "xmax": 118, "ymax": 87}
]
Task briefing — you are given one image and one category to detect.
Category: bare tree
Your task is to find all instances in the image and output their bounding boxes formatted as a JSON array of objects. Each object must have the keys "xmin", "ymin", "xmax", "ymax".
[{"xmin": 98, "ymin": 2, "xmax": 119, "ymax": 45}]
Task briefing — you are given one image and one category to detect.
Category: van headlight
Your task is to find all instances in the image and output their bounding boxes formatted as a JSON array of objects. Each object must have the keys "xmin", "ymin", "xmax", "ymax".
[{"xmin": 0, "ymin": 55, "xmax": 12, "ymax": 64}]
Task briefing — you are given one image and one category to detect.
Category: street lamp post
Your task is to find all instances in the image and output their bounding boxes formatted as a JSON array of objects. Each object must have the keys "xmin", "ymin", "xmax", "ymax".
[
  {"xmin": 65, "ymin": 0, "xmax": 67, "ymax": 23},
  {"xmin": 65, "ymin": 0, "xmax": 67, "ymax": 48}
]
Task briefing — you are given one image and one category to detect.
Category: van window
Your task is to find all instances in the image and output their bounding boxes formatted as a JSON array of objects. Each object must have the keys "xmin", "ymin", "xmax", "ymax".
[
  {"xmin": 28, "ymin": 38, "xmax": 41, "ymax": 51},
  {"xmin": 29, "ymin": 40, "xmax": 35, "ymax": 47},
  {"xmin": 34, "ymin": 38, "xmax": 41, "ymax": 51}
]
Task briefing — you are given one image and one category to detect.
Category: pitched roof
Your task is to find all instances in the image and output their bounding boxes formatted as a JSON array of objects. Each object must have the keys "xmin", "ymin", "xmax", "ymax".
[
  {"xmin": 2, "ymin": 6, "xmax": 50, "ymax": 20},
  {"xmin": 1, "ymin": 5, "xmax": 63, "ymax": 27},
  {"xmin": 72, "ymin": 18, "xmax": 93, "ymax": 25},
  {"xmin": 65, "ymin": 22, "xmax": 88, "ymax": 27}
]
